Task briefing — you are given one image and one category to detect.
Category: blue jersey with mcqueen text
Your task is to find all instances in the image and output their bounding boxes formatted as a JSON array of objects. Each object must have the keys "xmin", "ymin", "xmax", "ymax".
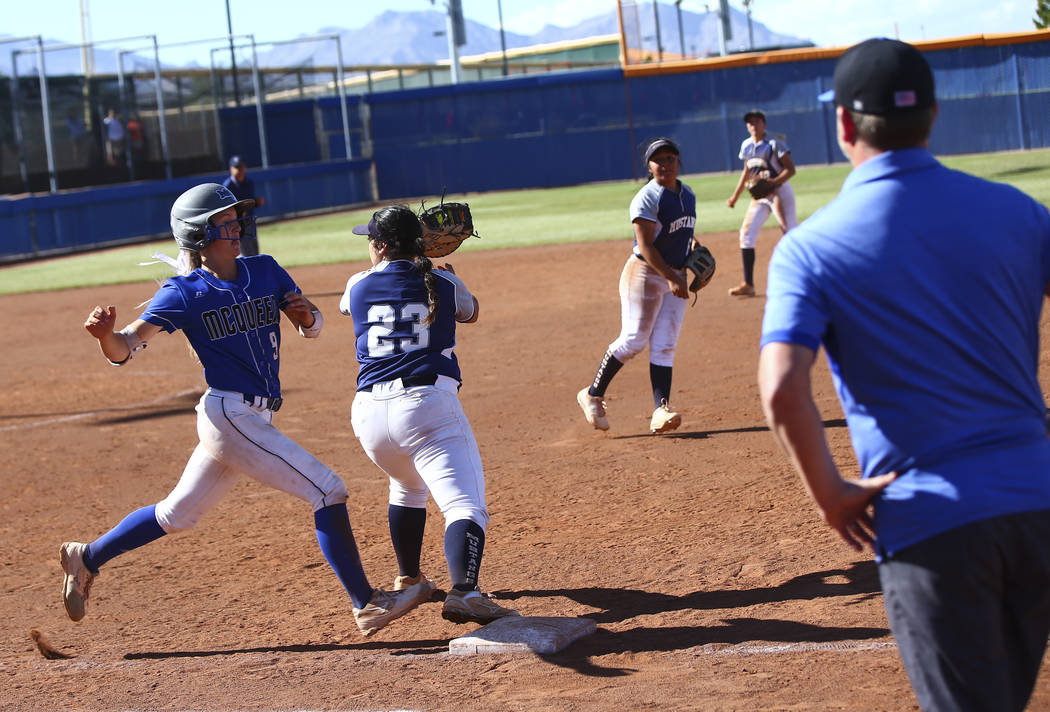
[
  {"xmin": 630, "ymin": 179, "xmax": 696, "ymax": 268},
  {"xmin": 339, "ymin": 260, "xmax": 476, "ymax": 391},
  {"xmin": 141, "ymin": 255, "xmax": 297, "ymax": 398}
]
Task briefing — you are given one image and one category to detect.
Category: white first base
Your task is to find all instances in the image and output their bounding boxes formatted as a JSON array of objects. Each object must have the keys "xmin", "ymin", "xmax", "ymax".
[{"xmin": 448, "ymin": 616, "xmax": 597, "ymax": 655}]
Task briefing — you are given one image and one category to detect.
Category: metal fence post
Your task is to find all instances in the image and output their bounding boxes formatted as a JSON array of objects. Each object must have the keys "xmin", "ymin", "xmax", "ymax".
[
  {"xmin": 249, "ymin": 35, "xmax": 269, "ymax": 168},
  {"xmin": 35, "ymin": 39, "xmax": 57, "ymax": 192},
  {"xmin": 208, "ymin": 49, "xmax": 226, "ymax": 163},
  {"xmin": 117, "ymin": 51, "xmax": 136, "ymax": 180},
  {"xmin": 1013, "ymin": 53, "xmax": 1028, "ymax": 151},
  {"xmin": 152, "ymin": 36, "xmax": 172, "ymax": 180},
  {"xmin": 334, "ymin": 35, "xmax": 352, "ymax": 160},
  {"xmin": 11, "ymin": 50, "xmax": 30, "ymax": 192}
]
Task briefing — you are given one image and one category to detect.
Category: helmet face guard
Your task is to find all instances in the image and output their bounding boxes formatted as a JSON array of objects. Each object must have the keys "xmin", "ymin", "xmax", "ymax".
[
  {"xmin": 205, "ymin": 215, "xmax": 256, "ymax": 243},
  {"xmin": 170, "ymin": 183, "xmax": 255, "ymax": 251}
]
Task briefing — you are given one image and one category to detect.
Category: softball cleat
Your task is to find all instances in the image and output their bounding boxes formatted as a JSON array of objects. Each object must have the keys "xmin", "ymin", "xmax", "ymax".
[
  {"xmin": 577, "ymin": 388, "xmax": 610, "ymax": 431},
  {"xmin": 441, "ymin": 588, "xmax": 520, "ymax": 625},
  {"xmin": 353, "ymin": 582, "xmax": 431, "ymax": 637},
  {"xmin": 60, "ymin": 542, "xmax": 95, "ymax": 622},
  {"xmin": 650, "ymin": 403, "xmax": 682, "ymax": 434},
  {"xmin": 393, "ymin": 571, "xmax": 445, "ymax": 601},
  {"xmin": 728, "ymin": 282, "xmax": 756, "ymax": 297}
]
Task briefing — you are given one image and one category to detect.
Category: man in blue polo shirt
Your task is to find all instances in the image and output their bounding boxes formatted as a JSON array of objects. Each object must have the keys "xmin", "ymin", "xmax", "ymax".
[
  {"xmin": 759, "ymin": 38, "xmax": 1050, "ymax": 711},
  {"xmin": 222, "ymin": 155, "xmax": 266, "ymax": 256}
]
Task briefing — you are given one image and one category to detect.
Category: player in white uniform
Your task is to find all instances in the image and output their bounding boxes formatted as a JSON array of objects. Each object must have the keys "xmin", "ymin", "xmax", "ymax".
[
  {"xmin": 577, "ymin": 138, "xmax": 697, "ymax": 434},
  {"xmin": 59, "ymin": 184, "xmax": 431, "ymax": 637},
  {"xmin": 340, "ymin": 205, "xmax": 519, "ymax": 625},
  {"xmin": 726, "ymin": 109, "xmax": 798, "ymax": 297}
]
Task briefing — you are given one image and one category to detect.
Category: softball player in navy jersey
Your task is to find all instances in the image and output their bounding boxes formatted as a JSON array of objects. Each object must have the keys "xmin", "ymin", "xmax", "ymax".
[
  {"xmin": 60, "ymin": 183, "xmax": 430, "ymax": 637},
  {"xmin": 578, "ymin": 138, "xmax": 696, "ymax": 434},
  {"xmin": 726, "ymin": 109, "xmax": 798, "ymax": 297},
  {"xmin": 340, "ymin": 205, "xmax": 519, "ymax": 625}
]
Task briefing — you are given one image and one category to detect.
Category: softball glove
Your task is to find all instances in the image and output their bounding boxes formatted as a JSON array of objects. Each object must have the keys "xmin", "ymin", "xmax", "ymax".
[
  {"xmin": 746, "ymin": 178, "xmax": 776, "ymax": 200},
  {"xmin": 418, "ymin": 199, "xmax": 479, "ymax": 258},
  {"xmin": 684, "ymin": 243, "xmax": 716, "ymax": 294}
]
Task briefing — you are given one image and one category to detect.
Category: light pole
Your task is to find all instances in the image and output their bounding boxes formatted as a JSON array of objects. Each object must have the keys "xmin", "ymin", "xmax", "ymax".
[
  {"xmin": 674, "ymin": 0, "xmax": 685, "ymax": 57},
  {"xmin": 225, "ymin": 0, "xmax": 240, "ymax": 105},
  {"xmin": 652, "ymin": 0, "xmax": 664, "ymax": 61},
  {"xmin": 497, "ymin": 0, "xmax": 509, "ymax": 76},
  {"xmin": 743, "ymin": 0, "xmax": 755, "ymax": 50}
]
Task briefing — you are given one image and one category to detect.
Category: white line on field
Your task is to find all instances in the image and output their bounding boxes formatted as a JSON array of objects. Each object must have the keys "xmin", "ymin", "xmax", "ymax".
[
  {"xmin": 698, "ymin": 640, "xmax": 896, "ymax": 656},
  {"xmin": 0, "ymin": 388, "xmax": 202, "ymax": 433}
]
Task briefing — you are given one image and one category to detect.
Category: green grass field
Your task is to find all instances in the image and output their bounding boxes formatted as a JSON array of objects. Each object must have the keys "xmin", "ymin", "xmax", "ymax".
[{"xmin": 3, "ymin": 148, "xmax": 1048, "ymax": 296}]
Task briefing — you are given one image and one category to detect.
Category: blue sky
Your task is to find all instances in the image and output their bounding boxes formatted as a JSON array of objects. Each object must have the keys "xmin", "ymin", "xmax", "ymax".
[{"xmin": 2, "ymin": 0, "xmax": 1040, "ymax": 65}]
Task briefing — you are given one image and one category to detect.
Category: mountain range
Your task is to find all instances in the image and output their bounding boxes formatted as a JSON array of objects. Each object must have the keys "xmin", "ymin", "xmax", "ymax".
[{"xmin": 0, "ymin": 3, "xmax": 809, "ymax": 76}]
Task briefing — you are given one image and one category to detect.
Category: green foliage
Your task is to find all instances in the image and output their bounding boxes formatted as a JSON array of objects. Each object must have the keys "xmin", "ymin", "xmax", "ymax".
[
  {"xmin": 1036, "ymin": 0, "xmax": 1050, "ymax": 29},
  {"xmin": 2, "ymin": 148, "xmax": 1049, "ymax": 296}
]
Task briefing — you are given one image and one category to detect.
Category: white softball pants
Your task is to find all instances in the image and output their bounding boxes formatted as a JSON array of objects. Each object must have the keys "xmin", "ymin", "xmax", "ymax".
[
  {"xmin": 607, "ymin": 255, "xmax": 688, "ymax": 367},
  {"xmin": 739, "ymin": 181, "xmax": 798, "ymax": 248},
  {"xmin": 154, "ymin": 389, "xmax": 348, "ymax": 533},
  {"xmin": 351, "ymin": 376, "xmax": 489, "ymax": 531}
]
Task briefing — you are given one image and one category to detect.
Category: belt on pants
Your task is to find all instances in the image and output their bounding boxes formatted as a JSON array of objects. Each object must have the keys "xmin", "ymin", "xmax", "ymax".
[
  {"xmin": 359, "ymin": 373, "xmax": 439, "ymax": 393},
  {"xmin": 243, "ymin": 393, "xmax": 283, "ymax": 411}
]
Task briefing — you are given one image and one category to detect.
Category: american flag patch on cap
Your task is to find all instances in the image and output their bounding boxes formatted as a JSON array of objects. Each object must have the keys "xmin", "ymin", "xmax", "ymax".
[{"xmin": 894, "ymin": 90, "xmax": 917, "ymax": 107}]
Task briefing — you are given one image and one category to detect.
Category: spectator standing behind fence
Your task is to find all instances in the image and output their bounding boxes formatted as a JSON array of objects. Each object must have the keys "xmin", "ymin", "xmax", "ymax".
[
  {"xmin": 126, "ymin": 116, "xmax": 145, "ymax": 165},
  {"xmin": 758, "ymin": 38, "xmax": 1050, "ymax": 711},
  {"xmin": 222, "ymin": 156, "xmax": 265, "ymax": 256},
  {"xmin": 103, "ymin": 108, "xmax": 125, "ymax": 167}
]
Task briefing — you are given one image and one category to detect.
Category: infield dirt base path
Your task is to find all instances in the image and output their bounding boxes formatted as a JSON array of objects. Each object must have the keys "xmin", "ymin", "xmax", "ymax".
[{"xmin": 3, "ymin": 230, "xmax": 1049, "ymax": 711}]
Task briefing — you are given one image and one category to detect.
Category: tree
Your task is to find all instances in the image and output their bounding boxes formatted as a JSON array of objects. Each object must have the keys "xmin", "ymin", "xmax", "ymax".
[{"xmin": 1036, "ymin": 0, "xmax": 1050, "ymax": 29}]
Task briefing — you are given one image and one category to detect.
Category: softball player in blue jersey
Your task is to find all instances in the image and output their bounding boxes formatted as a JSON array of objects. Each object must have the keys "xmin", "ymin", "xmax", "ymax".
[
  {"xmin": 340, "ymin": 205, "xmax": 519, "ymax": 625},
  {"xmin": 577, "ymin": 137, "xmax": 696, "ymax": 434},
  {"xmin": 61, "ymin": 183, "xmax": 430, "ymax": 637},
  {"xmin": 726, "ymin": 109, "xmax": 798, "ymax": 297}
]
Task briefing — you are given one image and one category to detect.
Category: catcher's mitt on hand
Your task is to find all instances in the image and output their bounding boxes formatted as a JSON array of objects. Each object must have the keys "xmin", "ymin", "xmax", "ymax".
[
  {"xmin": 683, "ymin": 244, "xmax": 716, "ymax": 304},
  {"xmin": 418, "ymin": 199, "xmax": 479, "ymax": 258},
  {"xmin": 747, "ymin": 178, "xmax": 776, "ymax": 200}
]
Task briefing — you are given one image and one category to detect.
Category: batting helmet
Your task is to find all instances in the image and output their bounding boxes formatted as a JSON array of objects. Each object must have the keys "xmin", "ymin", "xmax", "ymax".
[{"xmin": 170, "ymin": 183, "xmax": 255, "ymax": 251}]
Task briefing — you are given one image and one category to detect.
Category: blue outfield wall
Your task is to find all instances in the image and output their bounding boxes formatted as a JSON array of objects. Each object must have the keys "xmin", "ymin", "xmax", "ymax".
[
  {"xmin": 365, "ymin": 38, "xmax": 1050, "ymax": 199},
  {"xmin": 0, "ymin": 159, "xmax": 374, "ymax": 261}
]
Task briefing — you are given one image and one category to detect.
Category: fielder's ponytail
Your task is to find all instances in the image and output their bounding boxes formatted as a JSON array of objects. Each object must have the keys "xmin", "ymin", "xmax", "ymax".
[{"xmin": 414, "ymin": 254, "xmax": 439, "ymax": 325}]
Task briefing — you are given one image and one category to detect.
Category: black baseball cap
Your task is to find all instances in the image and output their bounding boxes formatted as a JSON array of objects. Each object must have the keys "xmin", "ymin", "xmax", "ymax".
[
  {"xmin": 643, "ymin": 138, "xmax": 679, "ymax": 164},
  {"xmin": 818, "ymin": 38, "xmax": 935, "ymax": 115},
  {"xmin": 351, "ymin": 214, "xmax": 378, "ymax": 237},
  {"xmin": 229, "ymin": 155, "xmax": 245, "ymax": 167},
  {"xmin": 743, "ymin": 109, "xmax": 766, "ymax": 123}
]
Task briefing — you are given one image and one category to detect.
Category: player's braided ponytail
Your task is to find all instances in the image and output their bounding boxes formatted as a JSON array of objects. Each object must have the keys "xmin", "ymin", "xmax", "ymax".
[{"xmin": 372, "ymin": 205, "xmax": 439, "ymax": 325}]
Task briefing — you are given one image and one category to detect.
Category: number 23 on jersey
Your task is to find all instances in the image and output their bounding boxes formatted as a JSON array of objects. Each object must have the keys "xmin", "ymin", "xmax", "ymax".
[{"xmin": 366, "ymin": 303, "xmax": 430, "ymax": 356}]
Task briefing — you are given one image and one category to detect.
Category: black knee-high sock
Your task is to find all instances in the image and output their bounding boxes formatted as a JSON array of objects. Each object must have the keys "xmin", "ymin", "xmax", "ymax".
[
  {"xmin": 742, "ymin": 248, "xmax": 756, "ymax": 286},
  {"xmin": 388, "ymin": 504, "xmax": 426, "ymax": 578},
  {"xmin": 650, "ymin": 364, "xmax": 673, "ymax": 408},
  {"xmin": 444, "ymin": 519, "xmax": 485, "ymax": 592},
  {"xmin": 588, "ymin": 351, "xmax": 624, "ymax": 397}
]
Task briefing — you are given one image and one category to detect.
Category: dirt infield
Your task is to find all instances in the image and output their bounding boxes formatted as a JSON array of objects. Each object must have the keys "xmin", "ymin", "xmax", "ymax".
[{"xmin": 3, "ymin": 230, "xmax": 1050, "ymax": 711}]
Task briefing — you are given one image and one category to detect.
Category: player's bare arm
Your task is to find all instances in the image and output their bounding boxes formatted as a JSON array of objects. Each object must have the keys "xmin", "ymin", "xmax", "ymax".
[
  {"xmin": 84, "ymin": 307, "xmax": 162, "ymax": 364},
  {"xmin": 634, "ymin": 219, "xmax": 688, "ymax": 299},
  {"xmin": 771, "ymin": 153, "xmax": 797, "ymax": 188},
  {"xmin": 280, "ymin": 291, "xmax": 319, "ymax": 330},
  {"xmin": 758, "ymin": 341, "xmax": 897, "ymax": 551},
  {"xmin": 727, "ymin": 165, "xmax": 750, "ymax": 207}
]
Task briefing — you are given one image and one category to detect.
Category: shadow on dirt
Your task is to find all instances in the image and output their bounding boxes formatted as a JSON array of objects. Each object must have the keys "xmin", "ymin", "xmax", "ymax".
[
  {"xmin": 539, "ymin": 617, "xmax": 890, "ymax": 676},
  {"xmin": 611, "ymin": 418, "xmax": 847, "ymax": 441},
  {"xmin": 497, "ymin": 560, "xmax": 879, "ymax": 625},
  {"xmin": 498, "ymin": 561, "xmax": 887, "ymax": 676},
  {"xmin": 124, "ymin": 637, "xmax": 450, "ymax": 661}
]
